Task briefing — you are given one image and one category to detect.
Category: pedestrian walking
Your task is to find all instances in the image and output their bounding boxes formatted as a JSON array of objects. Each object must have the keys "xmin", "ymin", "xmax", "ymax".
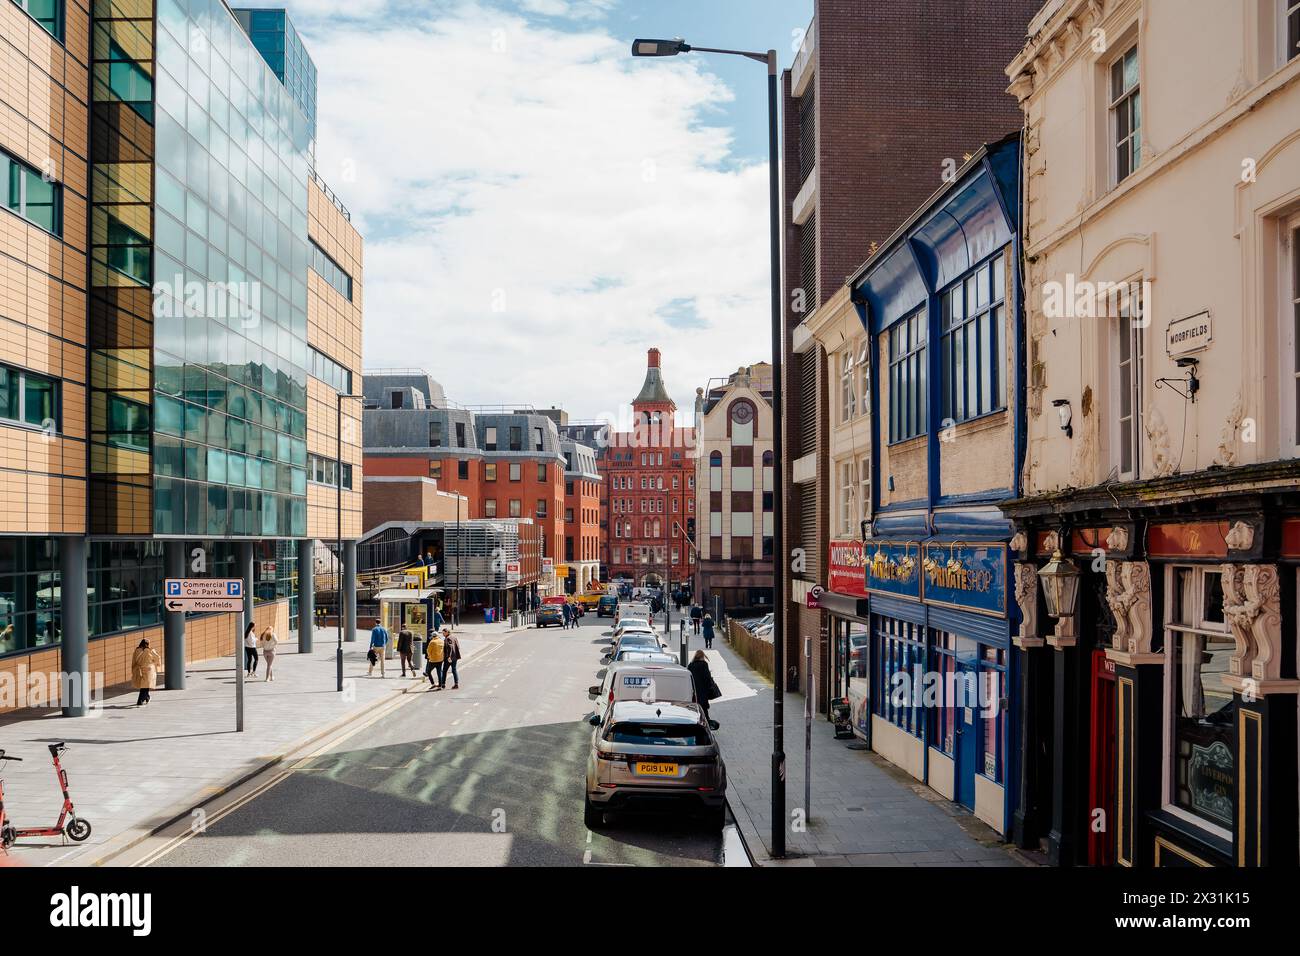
[
  {"xmin": 397, "ymin": 627, "xmax": 415, "ymax": 677},
  {"xmin": 259, "ymin": 626, "xmax": 278, "ymax": 681},
  {"xmin": 688, "ymin": 650, "xmax": 722, "ymax": 729},
  {"xmin": 702, "ymin": 612, "xmax": 715, "ymax": 649},
  {"xmin": 561, "ymin": 601, "xmax": 572, "ymax": 629},
  {"xmin": 368, "ymin": 620, "xmax": 389, "ymax": 677},
  {"xmin": 690, "ymin": 603, "xmax": 703, "ymax": 635},
  {"xmin": 440, "ymin": 628, "xmax": 461, "ymax": 689},
  {"xmin": 425, "ymin": 628, "xmax": 446, "ymax": 690},
  {"xmin": 243, "ymin": 621, "xmax": 259, "ymax": 676},
  {"xmin": 131, "ymin": 639, "xmax": 161, "ymax": 707}
]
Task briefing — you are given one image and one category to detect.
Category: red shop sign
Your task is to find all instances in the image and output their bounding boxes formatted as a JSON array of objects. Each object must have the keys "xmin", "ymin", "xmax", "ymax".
[{"xmin": 827, "ymin": 540, "xmax": 868, "ymax": 599}]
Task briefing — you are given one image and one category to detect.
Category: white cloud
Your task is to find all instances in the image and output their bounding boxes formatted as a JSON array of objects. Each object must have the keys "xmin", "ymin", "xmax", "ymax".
[{"xmin": 301, "ymin": 2, "xmax": 773, "ymax": 419}]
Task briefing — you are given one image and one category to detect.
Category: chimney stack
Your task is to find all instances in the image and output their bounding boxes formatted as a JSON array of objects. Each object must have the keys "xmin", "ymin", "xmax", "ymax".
[{"xmin": 647, "ymin": 347, "xmax": 661, "ymax": 369}]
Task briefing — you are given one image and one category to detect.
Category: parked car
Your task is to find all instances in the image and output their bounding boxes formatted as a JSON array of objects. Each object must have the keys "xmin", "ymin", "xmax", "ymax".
[
  {"xmin": 536, "ymin": 605, "xmax": 565, "ymax": 628},
  {"xmin": 612, "ymin": 649, "xmax": 679, "ymax": 665},
  {"xmin": 742, "ymin": 613, "xmax": 774, "ymax": 633},
  {"xmin": 588, "ymin": 661, "xmax": 696, "ymax": 719},
  {"xmin": 601, "ymin": 631, "xmax": 667, "ymax": 664},
  {"xmin": 585, "ymin": 700, "xmax": 727, "ymax": 830}
]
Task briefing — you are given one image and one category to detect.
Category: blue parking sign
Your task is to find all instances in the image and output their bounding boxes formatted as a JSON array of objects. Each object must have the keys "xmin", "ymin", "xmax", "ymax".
[
  {"xmin": 166, "ymin": 581, "xmax": 181, "ymax": 596},
  {"xmin": 227, "ymin": 581, "xmax": 242, "ymax": 597}
]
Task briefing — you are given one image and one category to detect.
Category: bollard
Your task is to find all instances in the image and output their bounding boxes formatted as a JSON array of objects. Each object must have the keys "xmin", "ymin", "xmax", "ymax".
[{"xmin": 413, "ymin": 636, "xmax": 425, "ymax": 671}]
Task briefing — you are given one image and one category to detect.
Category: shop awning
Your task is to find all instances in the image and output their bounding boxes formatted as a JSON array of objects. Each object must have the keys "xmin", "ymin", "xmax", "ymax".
[{"xmin": 818, "ymin": 591, "xmax": 869, "ymax": 619}]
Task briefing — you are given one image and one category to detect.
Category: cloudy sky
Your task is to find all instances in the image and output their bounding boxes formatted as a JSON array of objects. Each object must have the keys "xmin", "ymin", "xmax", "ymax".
[{"xmin": 244, "ymin": 0, "xmax": 812, "ymax": 423}]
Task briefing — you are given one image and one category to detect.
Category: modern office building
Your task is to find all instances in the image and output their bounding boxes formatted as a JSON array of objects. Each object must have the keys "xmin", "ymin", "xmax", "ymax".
[
  {"xmin": 693, "ymin": 363, "xmax": 774, "ymax": 616},
  {"xmin": 0, "ymin": 0, "xmax": 363, "ymax": 714}
]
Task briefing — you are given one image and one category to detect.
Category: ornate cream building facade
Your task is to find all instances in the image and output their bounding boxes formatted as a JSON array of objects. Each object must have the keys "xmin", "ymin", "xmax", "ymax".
[{"xmin": 1001, "ymin": 0, "xmax": 1300, "ymax": 867}]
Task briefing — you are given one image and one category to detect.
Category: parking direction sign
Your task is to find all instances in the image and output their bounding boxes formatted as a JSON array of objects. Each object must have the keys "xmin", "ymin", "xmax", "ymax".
[{"xmin": 164, "ymin": 578, "xmax": 245, "ymax": 612}]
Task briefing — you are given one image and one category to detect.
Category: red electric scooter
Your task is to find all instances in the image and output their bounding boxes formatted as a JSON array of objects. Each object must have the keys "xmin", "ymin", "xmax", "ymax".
[{"xmin": 0, "ymin": 743, "xmax": 92, "ymax": 850}]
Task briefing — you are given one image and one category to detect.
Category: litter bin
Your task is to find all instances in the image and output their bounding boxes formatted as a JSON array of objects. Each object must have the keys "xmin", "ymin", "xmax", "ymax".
[
  {"xmin": 412, "ymin": 636, "xmax": 425, "ymax": 671},
  {"xmin": 484, "ymin": 607, "xmax": 494, "ymax": 624}
]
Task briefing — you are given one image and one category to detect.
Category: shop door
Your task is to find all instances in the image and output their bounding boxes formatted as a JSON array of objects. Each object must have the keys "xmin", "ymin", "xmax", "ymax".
[
  {"xmin": 955, "ymin": 659, "xmax": 978, "ymax": 810},
  {"xmin": 1087, "ymin": 648, "xmax": 1117, "ymax": 866}
]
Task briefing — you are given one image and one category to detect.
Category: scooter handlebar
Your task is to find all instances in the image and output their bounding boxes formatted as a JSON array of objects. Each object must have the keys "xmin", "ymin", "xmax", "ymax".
[{"xmin": 0, "ymin": 751, "xmax": 22, "ymax": 761}]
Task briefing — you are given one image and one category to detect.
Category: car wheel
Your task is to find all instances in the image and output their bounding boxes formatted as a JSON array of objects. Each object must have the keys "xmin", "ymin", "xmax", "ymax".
[
  {"xmin": 584, "ymin": 796, "xmax": 605, "ymax": 830},
  {"xmin": 703, "ymin": 805, "xmax": 726, "ymax": 831}
]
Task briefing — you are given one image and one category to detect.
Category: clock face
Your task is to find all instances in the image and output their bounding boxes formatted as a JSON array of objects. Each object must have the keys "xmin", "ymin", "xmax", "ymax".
[{"xmin": 731, "ymin": 401, "xmax": 754, "ymax": 424}]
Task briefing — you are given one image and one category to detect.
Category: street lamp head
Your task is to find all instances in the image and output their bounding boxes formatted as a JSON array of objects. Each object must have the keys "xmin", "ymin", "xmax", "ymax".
[{"xmin": 632, "ymin": 38, "xmax": 690, "ymax": 57}]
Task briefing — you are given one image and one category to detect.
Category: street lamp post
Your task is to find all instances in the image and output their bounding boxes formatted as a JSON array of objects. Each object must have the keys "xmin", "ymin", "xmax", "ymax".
[
  {"xmin": 337, "ymin": 392, "xmax": 363, "ymax": 692},
  {"xmin": 632, "ymin": 37, "xmax": 786, "ymax": 857}
]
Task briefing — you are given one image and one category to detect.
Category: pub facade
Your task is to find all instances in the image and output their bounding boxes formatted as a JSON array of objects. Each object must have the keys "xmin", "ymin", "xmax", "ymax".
[{"xmin": 1001, "ymin": 0, "xmax": 1300, "ymax": 866}]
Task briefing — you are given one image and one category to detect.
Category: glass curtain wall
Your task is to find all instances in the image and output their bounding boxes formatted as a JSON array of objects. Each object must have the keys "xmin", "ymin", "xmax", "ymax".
[{"xmin": 151, "ymin": 0, "xmax": 311, "ymax": 538}]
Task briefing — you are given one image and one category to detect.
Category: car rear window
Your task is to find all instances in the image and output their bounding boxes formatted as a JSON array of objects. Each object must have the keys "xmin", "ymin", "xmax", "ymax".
[{"xmin": 607, "ymin": 723, "xmax": 708, "ymax": 746}]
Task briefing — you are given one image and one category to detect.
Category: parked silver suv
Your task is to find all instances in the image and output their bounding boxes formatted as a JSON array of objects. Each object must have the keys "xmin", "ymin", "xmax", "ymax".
[{"xmin": 584, "ymin": 700, "xmax": 726, "ymax": 830}]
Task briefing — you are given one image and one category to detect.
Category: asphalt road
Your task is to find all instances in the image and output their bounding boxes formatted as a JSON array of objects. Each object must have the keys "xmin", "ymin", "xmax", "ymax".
[{"xmin": 150, "ymin": 612, "xmax": 744, "ymax": 867}]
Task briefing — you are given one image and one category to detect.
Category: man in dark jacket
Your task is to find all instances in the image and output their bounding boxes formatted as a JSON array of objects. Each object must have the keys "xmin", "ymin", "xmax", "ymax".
[
  {"xmin": 440, "ymin": 629, "xmax": 462, "ymax": 689},
  {"xmin": 690, "ymin": 603, "xmax": 703, "ymax": 635},
  {"xmin": 396, "ymin": 627, "xmax": 415, "ymax": 677},
  {"xmin": 688, "ymin": 650, "xmax": 720, "ymax": 730}
]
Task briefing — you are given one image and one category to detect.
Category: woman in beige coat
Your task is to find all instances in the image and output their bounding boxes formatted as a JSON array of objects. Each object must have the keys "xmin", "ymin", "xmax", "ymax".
[
  {"xmin": 131, "ymin": 639, "xmax": 161, "ymax": 707},
  {"xmin": 258, "ymin": 626, "xmax": 279, "ymax": 682}
]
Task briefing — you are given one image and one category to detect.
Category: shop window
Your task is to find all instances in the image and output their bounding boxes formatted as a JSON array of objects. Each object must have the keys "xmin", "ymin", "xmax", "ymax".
[
  {"xmin": 1165, "ymin": 565, "xmax": 1234, "ymax": 835},
  {"xmin": 0, "ymin": 538, "xmax": 62, "ymax": 655},
  {"xmin": 981, "ymin": 646, "xmax": 1006, "ymax": 783},
  {"xmin": 1288, "ymin": 220, "xmax": 1300, "ymax": 451},
  {"xmin": 873, "ymin": 616, "xmax": 925, "ymax": 737}
]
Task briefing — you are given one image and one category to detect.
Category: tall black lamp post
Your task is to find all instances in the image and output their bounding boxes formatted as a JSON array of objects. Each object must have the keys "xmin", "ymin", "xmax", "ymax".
[{"xmin": 631, "ymin": 37, "xmax": 786, "ymax": 857}]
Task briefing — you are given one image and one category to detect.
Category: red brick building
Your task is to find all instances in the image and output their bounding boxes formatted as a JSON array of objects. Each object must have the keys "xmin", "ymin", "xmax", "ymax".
[
  {"xmin": 362, "ymin": 375, "xmax": 568, "ymax": 591},
  {"xmin": 602, "ymin": 349, "xmax": 696, "ymax": 590},
  {"xmin": 560, "ymin": 440, "xmax": 602, "ymax": 593}
]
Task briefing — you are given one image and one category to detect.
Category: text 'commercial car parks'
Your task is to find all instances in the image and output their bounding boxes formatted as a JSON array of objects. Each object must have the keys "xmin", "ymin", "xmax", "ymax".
[{"xmin": 585, "ymin": 700, "xmax": 727, "ymax": 831}]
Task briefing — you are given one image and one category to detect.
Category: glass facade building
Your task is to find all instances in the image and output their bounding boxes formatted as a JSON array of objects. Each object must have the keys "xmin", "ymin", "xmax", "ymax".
[
  {"xmin": 232, "ymin": 7, "xmax": 319, "ymax": 153},
  {"xmin": 91, "ymin": 0, "xmax": 314, "ymax": 540}
]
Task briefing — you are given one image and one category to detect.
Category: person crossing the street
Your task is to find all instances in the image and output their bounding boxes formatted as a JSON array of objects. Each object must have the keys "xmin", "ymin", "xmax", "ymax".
[
  {"xmin": 425, "ymin": 627, "xmax": 446, "ymax": 690},
  {"xmin": 440, "ymin": 628, "xmax": 461, "ymax": 689},
  {"xmin": 368, "ymin": 620, "xmax": 389, "ymax": 677}
]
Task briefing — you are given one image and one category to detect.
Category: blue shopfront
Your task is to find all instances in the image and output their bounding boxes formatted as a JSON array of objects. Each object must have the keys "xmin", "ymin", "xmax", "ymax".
[
  {"xmin": 858, "ymin": 535, "xmax": 1017, "ymax": 833},
  {"xmin": 846, "ymin": 133, "xmax": 1025, "ymax": 837}
]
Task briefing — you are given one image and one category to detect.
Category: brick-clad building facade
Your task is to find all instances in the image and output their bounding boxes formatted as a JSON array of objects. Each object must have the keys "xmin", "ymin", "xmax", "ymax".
[
  {"xmin": 362, "ymin": 374, "xmax": 571, "ymax": 582},
  {"xmin": 603, "ymin": 349, "xmax": 696, "ymax": 590},
  {"xmin": 780, "ymin": 0, "xmax": 1041, "ymax": 703}
]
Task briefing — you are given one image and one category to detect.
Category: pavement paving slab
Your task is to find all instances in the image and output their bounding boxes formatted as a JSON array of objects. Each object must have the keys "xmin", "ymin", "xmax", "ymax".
[{"xmin": 699, "ymin": 627, "xmax": 1035, "ymax": 868}]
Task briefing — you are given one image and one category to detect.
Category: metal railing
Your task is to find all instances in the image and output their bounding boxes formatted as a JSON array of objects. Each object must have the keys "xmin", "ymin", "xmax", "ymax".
[{"xmin": 310, "ymin": 168, "xmax": 352, "ymax": 221}]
